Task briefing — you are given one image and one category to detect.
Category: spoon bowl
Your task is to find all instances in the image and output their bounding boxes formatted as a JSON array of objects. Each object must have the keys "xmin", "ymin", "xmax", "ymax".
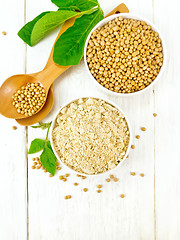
[
  {"xmin": 0, "ymin": 61, "xmax": 68, "ymax": 119},
  {"xmin": 0, "ymin": 74, "xmax": 39, "ymax": 119}
]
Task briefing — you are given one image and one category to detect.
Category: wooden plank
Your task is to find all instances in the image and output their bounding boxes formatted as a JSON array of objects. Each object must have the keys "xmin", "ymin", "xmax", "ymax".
[
  {"xmin": 25, "ymin": 1, "xmax": 61, "ymax": 240},
  {"xmin": 0, "ymin": 0, "xmax": 27, "ymax": 239},
  {"xmin": 153, "ymin": 0, "xmax": 180, "ymax": 239},
  {"xmin": 27, "ymin": 1, "xmax": 156, "ymax": 240}
]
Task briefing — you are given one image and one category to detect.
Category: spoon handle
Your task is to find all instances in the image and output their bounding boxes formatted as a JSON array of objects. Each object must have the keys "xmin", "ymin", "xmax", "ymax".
[
  {"xmin": 106, "ymin": 3, "xmax": 129, "ymax": 17},
  {"xmin": 37, "ymin": 63, "xmax": 67, "ymax": 89}
]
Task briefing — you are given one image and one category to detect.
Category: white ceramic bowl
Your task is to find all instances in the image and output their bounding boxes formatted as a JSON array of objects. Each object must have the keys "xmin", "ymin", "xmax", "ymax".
[
  {"xmin": 84, "ymin": 13, "xmax": 167, "ymax": 97},
  {"xmin": 50, "ymin": 97, "xmax": 132, "ymax": 177}
]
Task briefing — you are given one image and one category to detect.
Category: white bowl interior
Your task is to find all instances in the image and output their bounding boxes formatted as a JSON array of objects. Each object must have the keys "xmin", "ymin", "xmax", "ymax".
[
  {"xmin": 84, "ymin": 13, "xmax": 167, "ymax": 97},
  {"xmin": 50, "ymin": 97, "xmax": 132, "ymax": 177}
]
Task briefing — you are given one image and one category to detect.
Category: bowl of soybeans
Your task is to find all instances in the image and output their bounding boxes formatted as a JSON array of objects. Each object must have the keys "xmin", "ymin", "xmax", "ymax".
[{"xmin": 84, "ymin": 13, "xmax": 167, "ymax": 96}]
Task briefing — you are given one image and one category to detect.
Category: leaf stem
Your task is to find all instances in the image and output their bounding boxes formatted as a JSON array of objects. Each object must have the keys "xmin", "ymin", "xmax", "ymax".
[
  {"xmin": 45, "ymin": 126, "xmax": 50, "ymax": 142},
  {"xmin": 45, "ymin": 121, "xmax": 52, "ymax": 143}
]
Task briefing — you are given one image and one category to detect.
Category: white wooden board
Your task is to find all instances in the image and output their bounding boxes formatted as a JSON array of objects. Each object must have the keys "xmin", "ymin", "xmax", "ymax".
[{"xmin": 0, "ymin": 0, "xmax": 180, "ymax": 239}]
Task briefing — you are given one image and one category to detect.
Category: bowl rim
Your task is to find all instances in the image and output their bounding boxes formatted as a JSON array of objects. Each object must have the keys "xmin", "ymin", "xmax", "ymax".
[
  {"xmin": 50, "ymin": 97, "xmax": 132, "ymax": 177},
  {"xmin": 84, "ymin": 13, "xmax": 167, "ymax": 97}
]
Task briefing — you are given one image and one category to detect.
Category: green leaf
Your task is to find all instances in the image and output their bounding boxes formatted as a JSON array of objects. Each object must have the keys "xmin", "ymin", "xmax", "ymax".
[
  {"xmin": 31, "ymin": 121, "xmax": 52, "ymax": 130},
  {"xmin": 18, "ymin": 8, "xmax": 97, "ymax": 47},
  {"xmin": 51, "ymin": 0, "xmax": 98, "ymax": 11},
  {"xmin": 18, "ymin": 11, "xmax": 50, "ymax": 46},
  {"xmin": 40, "ymin": 146, "xmax": 57, "ymax": 176},
  {"xmin": 28, "ymin": 139, "xmax": 46, "ymax": 154},
  {"xmin": 58, "ymin": 6, "xmax": 81, "ymax": 11},
  {"xmin": 31, "ymin": 9, "xmax": 91, "ymax": 46},
  {"xmin": 46, "ymin": 140, "xmax": 53, "ymax": 152},
  {"xmin": 53, "ymin": 9, "xmax": 104, "ymax": 66}
]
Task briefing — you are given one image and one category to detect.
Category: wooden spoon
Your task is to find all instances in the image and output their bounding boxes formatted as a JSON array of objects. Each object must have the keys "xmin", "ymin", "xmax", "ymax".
[{"xmin": 0, "ymin": 3, "xmax": 129, "ymax": 124}]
